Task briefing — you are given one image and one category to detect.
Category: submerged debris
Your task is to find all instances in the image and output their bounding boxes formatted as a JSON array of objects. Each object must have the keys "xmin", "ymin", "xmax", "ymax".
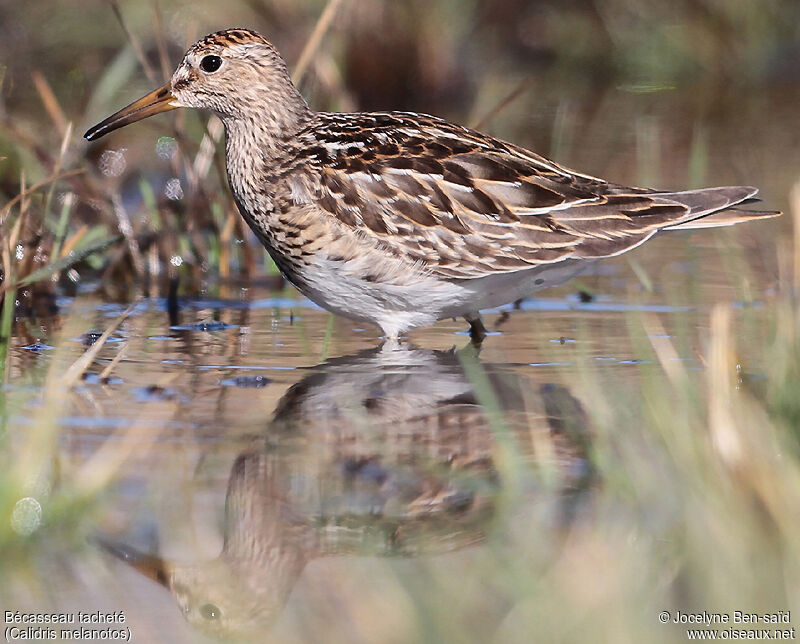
[
  {"xmin": 132, "ymin": 385, "xmax": 184, "ymax": 402},
  {"xmin": 219, "ymin": 375, "xmax": 271, "ymax": 388},
  {"xmin": 170, "ymin": 320, "xmax": 237, "ymax": 332}
]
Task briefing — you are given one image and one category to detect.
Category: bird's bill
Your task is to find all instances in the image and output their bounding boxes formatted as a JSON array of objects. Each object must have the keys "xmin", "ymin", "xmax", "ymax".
[
  {"xmin": 93, "ymin": 536, "xmax": 171, "ymax": 588},
  {"xmin": 84, "ymin": 82, "xmax": 180, "ymax": 141}
]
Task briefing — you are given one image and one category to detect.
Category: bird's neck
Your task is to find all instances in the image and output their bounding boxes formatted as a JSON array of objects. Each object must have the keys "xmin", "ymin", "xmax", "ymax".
[
  {"xmin": 222, "ymin": 83, "xmax": 312, "ymax": 159},
  {"xmin": 222, "ymin": 87, "xmax": 312, "ymax": 219}
]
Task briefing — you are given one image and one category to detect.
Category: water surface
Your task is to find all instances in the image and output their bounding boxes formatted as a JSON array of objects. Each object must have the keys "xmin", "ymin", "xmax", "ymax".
[{"xmin": 1, "ymin": 222, "xmax": 784, "ymax": 642}]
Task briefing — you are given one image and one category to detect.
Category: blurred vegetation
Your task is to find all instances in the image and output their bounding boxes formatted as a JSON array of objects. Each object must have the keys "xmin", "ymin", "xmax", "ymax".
[
  {"xmin": 0, "ymin": 1, "xmax": 799, "ymax": 642},
  {"xmin": 1, "ymin": 0, "xmax": 799, "ymax": 318}
]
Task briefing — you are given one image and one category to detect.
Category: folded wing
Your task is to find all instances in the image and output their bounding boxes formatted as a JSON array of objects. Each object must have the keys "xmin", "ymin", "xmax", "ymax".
[{"xmin": 294, "ymin": 112, "xmax": 778, "ymax": 279}]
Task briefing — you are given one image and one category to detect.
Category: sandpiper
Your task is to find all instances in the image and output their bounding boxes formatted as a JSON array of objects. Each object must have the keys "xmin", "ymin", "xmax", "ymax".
[
  {"xmin": 96, "ymin": 345, "xmax": 591, "ymax": 638},
  {"xmin": 85, "ymin": 28, "xmax": 779, "ymax": 341}
]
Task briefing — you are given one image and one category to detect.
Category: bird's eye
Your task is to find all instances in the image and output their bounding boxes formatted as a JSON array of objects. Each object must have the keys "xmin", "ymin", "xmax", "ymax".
[
  {"xmin": 199, "ymin": 55, "xmax": 222, "ymax": 73},
  {"xmin": 199, "ymin": 603, "xmax": 221, "ymax": 620}
]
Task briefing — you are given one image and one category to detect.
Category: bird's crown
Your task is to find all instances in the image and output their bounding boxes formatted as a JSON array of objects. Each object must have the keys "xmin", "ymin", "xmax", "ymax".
[{"xmin": 193, "ymin": 28, "xmax": 272, "ymax": 49}]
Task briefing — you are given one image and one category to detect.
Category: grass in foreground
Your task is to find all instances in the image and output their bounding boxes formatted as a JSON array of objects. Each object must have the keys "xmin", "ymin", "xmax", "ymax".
[
  {"xmin": 0, "ymin": 1, "xmax": 798, "ymax": 641},
  {"xmin": 0, "ymin": 199, "xmax": 796, "ymax": 643}
]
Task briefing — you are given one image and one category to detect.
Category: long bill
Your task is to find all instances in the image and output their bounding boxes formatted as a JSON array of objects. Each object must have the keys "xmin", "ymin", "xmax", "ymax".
[
  {"xmin": 84, "ymin": 82, "xmax": 181, "ymax": 141},
  {"xmin": 93, "ymin": 536, "xmax": 171, "ymax": 588}
]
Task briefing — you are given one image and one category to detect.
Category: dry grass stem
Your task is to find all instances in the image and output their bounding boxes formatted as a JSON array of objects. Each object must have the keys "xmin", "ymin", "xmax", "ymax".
[
  {"xmin": 110, "ymin": 0, "xmax": 158, "ymax": 84},
  {"xmin": 32, "ymin": 70, "xmax": 69, "ymax": 138},
  {"xmin": 472, "ymin": 78, "xmax": 533, "ymax": 131},
  {"xmin": 643, "ymin": 314, "xmax": 686, "ymax": 385},
  {"xmin": 111, "ymin": 194, "xmax": 146, "ymax": 280},
  {"xmin": 791, "ymin": 180, "xmax": 800, "ymax": 291},
  {"xmin": 292, "ymin": 0, "xmax": 345, "ymax": 85},
  {"xmin": 0, "ymin": 169, "xmax": 85, "ymax": 222},
  {"xmin": 61, "ymin": 301, "xmax": 137, "ymax": 387},
  {"xmin": 707, "ymin": 304, "xmax": 743, "ymax": 467},
  {"xmin": 98, "ymin": 342, "xmax": 129, "ymax": 380}
]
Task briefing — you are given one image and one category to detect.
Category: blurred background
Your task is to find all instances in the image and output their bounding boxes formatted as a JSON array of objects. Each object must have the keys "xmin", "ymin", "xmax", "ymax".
[
  {"xmin": 1, "ymin": 0, "xmax": 799, "ymax": 302},
  {"xmin": 1, "ymin": 1, "xmax": 800, "ymax": 643}
]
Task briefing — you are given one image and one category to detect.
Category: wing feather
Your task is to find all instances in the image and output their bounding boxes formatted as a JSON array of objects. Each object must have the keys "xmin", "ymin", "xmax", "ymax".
[{"xmin": 284, "ymin": 111, "xmax": 762, "ymax": 279}]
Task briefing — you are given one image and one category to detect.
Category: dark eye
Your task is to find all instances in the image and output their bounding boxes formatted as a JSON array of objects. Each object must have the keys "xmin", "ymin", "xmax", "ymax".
[
  {"xmin": 199, "ymin": 603, "xmax": 221, "ymax": 620},
  {"xmin": 199, "ymin": 55, "xmax": 222, "ymax": 73}
]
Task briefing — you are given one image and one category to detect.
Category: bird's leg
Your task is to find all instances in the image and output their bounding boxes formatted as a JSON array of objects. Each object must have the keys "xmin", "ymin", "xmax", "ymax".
[
  {"xmin": 494, "ymin": 311, "xmax": 511, "ymax": 331},
  {"xmin": 380, "ymin": 336, "xmax": 405, "ymax": 352},
  {"xmin": 464, "ymin": 312, "xmax": 487, "ymax": 345}
]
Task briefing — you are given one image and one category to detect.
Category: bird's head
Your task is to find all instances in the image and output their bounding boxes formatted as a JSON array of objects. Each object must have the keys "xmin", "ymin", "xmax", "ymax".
[{"xmin": 85, "ymin": 28, "xmax": 307, "ymax": 141}]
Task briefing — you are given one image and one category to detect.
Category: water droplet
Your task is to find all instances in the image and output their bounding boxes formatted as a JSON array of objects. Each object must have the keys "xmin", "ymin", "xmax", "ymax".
[
  {"xmin": 11, "ymin": 497, "xmax": 42, "ymax": 536},
  {"xmin": 165, "ymin": 178, "xmax": 183, "ymax": 201},
  {"xmin": 155, "ymin": 136, "xmax": 178, "ymax": 160},
  {"xmin": 170, "ymin": 255, "xmax": 183, "ymax": 267},
  {"xmin": 98, "ymin": 148, "xmax": 127, "ymax": 177}
]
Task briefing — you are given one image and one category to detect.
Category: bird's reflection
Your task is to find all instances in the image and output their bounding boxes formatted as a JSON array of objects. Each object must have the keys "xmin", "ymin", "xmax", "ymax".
[{"xmin": 97, "ymin": 344, "xmax": 595, "ymax": 640}]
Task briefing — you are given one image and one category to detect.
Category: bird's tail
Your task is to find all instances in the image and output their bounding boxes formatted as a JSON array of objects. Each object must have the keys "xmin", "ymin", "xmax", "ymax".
[{"xmin": 653, "ymin": 186, "xmax": 781, "ymax": 230}]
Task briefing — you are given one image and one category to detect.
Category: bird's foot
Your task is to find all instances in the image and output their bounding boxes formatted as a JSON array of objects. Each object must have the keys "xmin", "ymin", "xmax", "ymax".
[{"xmin": 465, "ymin": 314, "xmax": 487, "ymax": 346}]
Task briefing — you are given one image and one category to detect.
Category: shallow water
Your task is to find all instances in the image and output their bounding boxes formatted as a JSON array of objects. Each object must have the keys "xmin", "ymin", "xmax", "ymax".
[
  {"xmin": 1, "ymin": 217, "xmax": 785, "ymax": 642},
  {"xmin": 2, "ymin": 17, "xmax": 798, "ymax": 632}
]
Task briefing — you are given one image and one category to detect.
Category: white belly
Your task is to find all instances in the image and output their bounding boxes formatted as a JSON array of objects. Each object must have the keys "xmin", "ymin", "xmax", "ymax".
[{"xmin": 293, "ymin": 251, "xmax": 589, "ymax": 338}]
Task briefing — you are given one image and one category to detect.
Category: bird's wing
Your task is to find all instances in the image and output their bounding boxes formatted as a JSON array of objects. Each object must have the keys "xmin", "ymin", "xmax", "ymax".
[{"xmin": 289, "ymin": 112, "xmax": 754, "ymax": 279}]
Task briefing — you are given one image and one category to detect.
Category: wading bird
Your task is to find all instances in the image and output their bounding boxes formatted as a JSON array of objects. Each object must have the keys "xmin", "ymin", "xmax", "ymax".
[{"xmin": 85, "ymin": 29, "xmax": 779, "ymax": 341}]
